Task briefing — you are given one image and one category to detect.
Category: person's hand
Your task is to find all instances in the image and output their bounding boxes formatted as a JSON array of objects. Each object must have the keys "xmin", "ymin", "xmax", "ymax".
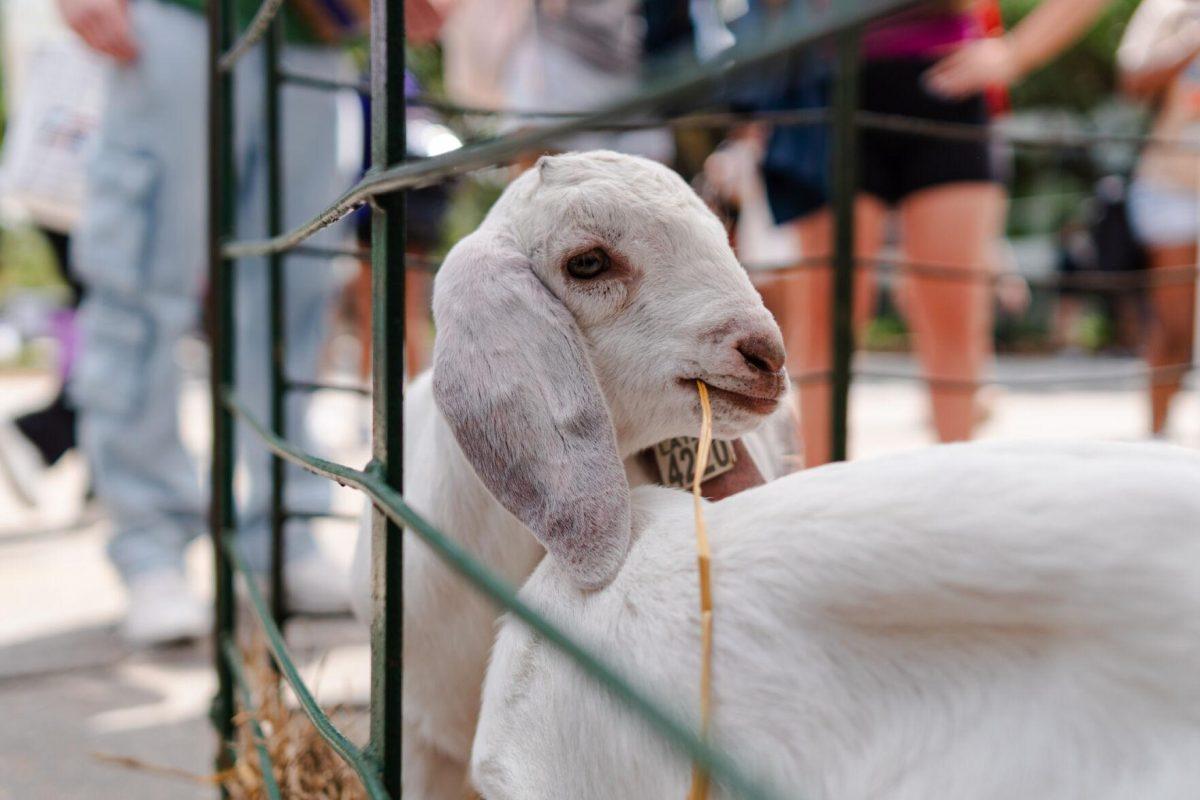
[
  {"xmin": 923, "ymin": 37, "xmax": 1021, "ymax": 100},
  {"xmin": 703, "ymin": 135, "xmax": 763, "ymax": 202},
  {"xmin": 57, "ymin": 0, "xmax": 139, "ymax": 63}
]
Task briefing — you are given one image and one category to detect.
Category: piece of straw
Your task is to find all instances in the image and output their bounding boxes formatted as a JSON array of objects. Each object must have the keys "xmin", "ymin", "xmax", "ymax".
[{"xmin": 687, "ymin": 380, "xmax": 715, "ymax": 800}]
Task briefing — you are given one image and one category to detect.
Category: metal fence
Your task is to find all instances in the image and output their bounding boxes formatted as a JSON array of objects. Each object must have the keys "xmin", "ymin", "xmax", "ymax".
[
  {"xmin": 206, "ymin": 0, "xmax": 1196, "ymax": 797},
  {"xmin": 207, "ymin": 1, "xmax": 917, "ymax": 797}
]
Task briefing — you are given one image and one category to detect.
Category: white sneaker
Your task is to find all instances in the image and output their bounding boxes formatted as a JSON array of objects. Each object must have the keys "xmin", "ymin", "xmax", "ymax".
[
  {"xmin": 120, "ymin": 568, "xmax": 210, "ymax": 646},
  {"xmin": 0, "ymin": 420, "xmax": 46, "ymax": 507},
  {"xmin": 284, "ymin": 553, "xmax": 351, "ymax": 616}
]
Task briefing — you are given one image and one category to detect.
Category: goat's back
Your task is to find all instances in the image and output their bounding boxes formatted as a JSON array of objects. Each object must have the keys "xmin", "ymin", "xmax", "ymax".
[{"xmin": 473, "ymin": 440, "xmax": 1200, "ymax": 799}]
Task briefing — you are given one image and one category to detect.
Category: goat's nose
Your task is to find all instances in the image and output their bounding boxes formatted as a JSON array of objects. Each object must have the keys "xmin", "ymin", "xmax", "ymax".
[{"xmin": 736, "ymin": 334, "xmax": 785, "ymax": 374}]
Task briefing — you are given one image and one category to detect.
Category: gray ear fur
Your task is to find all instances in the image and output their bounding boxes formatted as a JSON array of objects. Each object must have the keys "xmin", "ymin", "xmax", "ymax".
[{"xmin": 431, "ymin": 227, "xmax": 631, "ymax": 590}]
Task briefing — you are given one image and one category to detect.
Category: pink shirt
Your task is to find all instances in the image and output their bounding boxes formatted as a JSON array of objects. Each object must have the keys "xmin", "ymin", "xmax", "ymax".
[{"xmin": 863, "ymin": 11, "xmax": 979, "ymax": 60}]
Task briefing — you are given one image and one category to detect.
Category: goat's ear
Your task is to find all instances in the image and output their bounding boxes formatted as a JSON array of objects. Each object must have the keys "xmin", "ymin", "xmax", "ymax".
[{"xmin": 431, "ymin": 227, "xmax": 631, "ymax": 590}]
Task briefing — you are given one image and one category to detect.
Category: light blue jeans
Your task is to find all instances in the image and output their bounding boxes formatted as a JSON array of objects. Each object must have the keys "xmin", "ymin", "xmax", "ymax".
[{"xmin": 71, "ymin": 0, "xmax": 354, "ymax": 580}]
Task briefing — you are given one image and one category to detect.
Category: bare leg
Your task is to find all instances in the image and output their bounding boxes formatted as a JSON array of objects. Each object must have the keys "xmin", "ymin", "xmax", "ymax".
[
  {"xmin": 1052, "ymin": 295, "xmax": 1084, "ymax": 349},
  {"xmin": 1145, "ymin": 243, "xmax": 1197, "ymax": 435},
  {"xmin": 788, "ymin": 196, "xmax": 887, "ymax": 467},
  {"xmin": 406, "ymin": 267, "xmax": 434, "ymax": 378},
  {"xmin": 751, "ymin": 272, "xmax": 800, "ymax": 467},
  {"xmin": 756, "ymin": 274, "xmax": 787, "ymax": 331},
  {"xmin": 899, "ymin": 182, "xmax": 1005, "ymax": 443},
  {"xmin": 353, "ymin": 262, "xmax": 373, "ymax": 380},
  {"xmin": 354, "ymin": 259, "xmax": 435, "ymax": 381}
]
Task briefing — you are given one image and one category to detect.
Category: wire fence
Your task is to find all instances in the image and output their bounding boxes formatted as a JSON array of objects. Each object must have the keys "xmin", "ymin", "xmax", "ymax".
[
  {"xmin": 207, "ymin": 1, "xmax": 1197, "ymax": 798},
  {"xmin": 208, "ymin": 1, "xmax": 923, "ymax": 798}
]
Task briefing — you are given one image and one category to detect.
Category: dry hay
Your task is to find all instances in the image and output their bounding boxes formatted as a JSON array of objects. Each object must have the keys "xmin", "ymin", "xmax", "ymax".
[
  {"xmin": 222, "ymin": 642, "xmax": 369, "ymax": 800},
  {"xmin": 96, "ymin": 637, "xmax": 369, "ymax": 798}
]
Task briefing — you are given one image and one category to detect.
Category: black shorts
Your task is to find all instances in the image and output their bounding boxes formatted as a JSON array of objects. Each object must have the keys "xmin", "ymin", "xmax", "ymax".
[
  {"xmin": 859, "ymin": 57, "xmax": 996, "ymax": 206},
  {"xmin": 761, "ymin": 56, "xmax": 999, "ymax": 223}
]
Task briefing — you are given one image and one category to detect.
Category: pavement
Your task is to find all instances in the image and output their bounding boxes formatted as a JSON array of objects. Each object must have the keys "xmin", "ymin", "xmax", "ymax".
[
  {"xmin": 0, "ymin": 352, "xmax": 1195, "ymax": 799},
  {"xmin": 0, "ymin": 369, "xmax": 371, "ymax": 800}
]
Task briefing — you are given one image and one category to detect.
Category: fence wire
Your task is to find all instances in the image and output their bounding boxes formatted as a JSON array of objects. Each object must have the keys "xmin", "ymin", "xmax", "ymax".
[
  {"xmin": 216, "ymin": 0, "xmax": 287, "ymax": 72},
  {"xmin": 209, "ymin": 0, "xmax": 1198, "ymax": 796},
  {"xmin": 222, "ymin": 0, "xmax": 925, "ymax": 260},
  {"xmin": 221, "ymin": 388, "xmax": 784, "ymax": 800},
  {"xmin": 209, "ymin": 0, "xmax": 926, "ymax": 797}
]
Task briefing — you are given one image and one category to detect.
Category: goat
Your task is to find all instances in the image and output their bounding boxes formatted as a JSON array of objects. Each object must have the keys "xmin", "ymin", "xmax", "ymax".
[
  {"xmin": 389, "ymin": 153, "xmax": 1200, "ymax": 799},
  {"xmin": 470, "ymin": 436, "xmax": 1200, "ymax": 797},
  {"xmin": 350, "ymin": 150, "xmax": 793, "ymax": 797}
]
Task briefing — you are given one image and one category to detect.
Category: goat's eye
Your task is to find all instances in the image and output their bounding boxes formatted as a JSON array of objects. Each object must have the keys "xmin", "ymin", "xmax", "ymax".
[{"xmin": 565, "ymin": 248, "xmax": 611, "ymax": 279}]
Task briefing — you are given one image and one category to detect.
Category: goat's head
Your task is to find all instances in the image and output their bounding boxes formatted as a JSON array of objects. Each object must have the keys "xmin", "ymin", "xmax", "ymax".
[{"xmin": 431, "ymin": 151, "xmax": 786, "ymax": 589}]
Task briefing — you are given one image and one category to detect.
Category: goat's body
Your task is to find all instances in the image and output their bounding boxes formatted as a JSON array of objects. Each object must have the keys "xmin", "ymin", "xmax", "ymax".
[
  {"xmin": 351, "ymin": 372, "xmax": 793, "ymax": 797},
  {"xmin": 473, "ymin": 440, "xmax": 1200, "ymax": 799},
  {"xmin": 352, "ymin": 374, "xmax": 544, "ymax": 794}
]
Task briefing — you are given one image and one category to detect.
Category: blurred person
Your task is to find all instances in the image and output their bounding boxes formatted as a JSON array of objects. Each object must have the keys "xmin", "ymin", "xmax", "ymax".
[
  {"xmin": 439, "ymin": 0, "xmax": 528, "ymax": 110},
  {"xmin": 746, "ymin": 0, "xmax": 1110, "ymax": 466},
  {"xmin": 58, "ymin": 0, "xmax": 362, "ymax": 644},
  {"xmin": 1119, "ymin": 0, "xmax": 1200, "ymax": 436},
  {"xmin": 350, "ymin": 71, "xmax": 457, "ymax": 379},
  {"xmin": 1088, "ymin": 174, "xmax": 1146, "ymax": 354},
  {"xmin": 502, "ymin": 0, "xmax": 674, "ymax": 161},
  {"xmin": 0, "ymin": 233, "xmax": 86, "ymax": 507},
  {"xmin": 0, "ymin": 0, "xmax": 103, "ymax": 508},
  {"xmin": 1051, "ymin": 218, "xmax": 1097, "ymax": 350}
]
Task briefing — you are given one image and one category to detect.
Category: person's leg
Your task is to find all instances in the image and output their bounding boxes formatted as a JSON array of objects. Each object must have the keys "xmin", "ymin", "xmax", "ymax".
[
  {"xmin": 405, "ymin": 264, "xmax": 434, "ymax": 378},
  {"xmin": 787, "ymin": 196, "xmax": 886, "ymax": 467},
  {"xmin": 230, "ymin": 45, "xmax": 351, "ymax": 581},
  {"xmin": 1145, "ymin": 243, "xmax": 1197, "ymax": 435},
  {"xmin": 898, "ymin": 182, "xmax": 1005, "ymax": 443},
  {"xmin": 70, "ymin": 1, "xmax": 211, "ymax": 640}
]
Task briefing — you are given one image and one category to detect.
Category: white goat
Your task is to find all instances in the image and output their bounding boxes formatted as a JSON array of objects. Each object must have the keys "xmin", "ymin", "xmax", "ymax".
[
  {"xmin": 392, "ymin": 153, "xmax": 1200, "ymax": 798},
  {"xmin": 350, "ymin": 150, "xmax": 794, "ymax": 797},
  {"xmin": 472, "ymin": 440, "xmax": 1200, "ymax": 798}
]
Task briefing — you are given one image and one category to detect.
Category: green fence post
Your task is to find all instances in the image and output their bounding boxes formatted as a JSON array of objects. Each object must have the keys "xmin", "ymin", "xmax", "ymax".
[
  {"xmin": 369, "ymin": 0, "xmax": 406, "ymax": 793},
  {"xmin": 207, "ymin": 0, "xmax": 238, "ymax": 780},
  {"xmin": 830, "ymin": 27, "xmax": 860, "ymax": 463},
  {"xmin": 263, "ymin": 8, "xmax": 287, "ymax": 627}
]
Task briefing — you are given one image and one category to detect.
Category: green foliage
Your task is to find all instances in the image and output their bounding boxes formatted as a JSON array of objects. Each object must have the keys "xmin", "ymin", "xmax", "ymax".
[
  {"xmin": 438, "ymin": 175, "xmax": 505, "ymax": 257},
  {"xmin": 407, "ymin": 43, "xmax": 445, "ymax": 100},
  {"xmin": 1075, "ymin": 307, "xmax": 1114, "ymax": 350},
  {"xmin": 0, "ymin": 223, "xmax": 67, "ymax": 299},
  {"xmin": 863, "ymin": 312, "xmax": 910, "ymax": 351}
]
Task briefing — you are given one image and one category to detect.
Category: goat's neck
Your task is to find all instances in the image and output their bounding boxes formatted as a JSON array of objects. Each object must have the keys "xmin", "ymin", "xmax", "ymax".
[
  {"xmin": 425, "ymin": 413, "xmax": 543, "ymax": 577},
  {"xmin": 402, "ymin": 396, "xmax": 657, "ymax": 769},
  {"xmin": 427, "ymin": 418, "xmax": 656, "ymax": 563}
]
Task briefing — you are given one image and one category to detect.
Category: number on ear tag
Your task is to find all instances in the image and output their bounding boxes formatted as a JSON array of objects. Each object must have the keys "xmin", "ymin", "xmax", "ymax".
[{"xmin": 651, "ymin": 437, "xmax": 737, "ymax": 489}]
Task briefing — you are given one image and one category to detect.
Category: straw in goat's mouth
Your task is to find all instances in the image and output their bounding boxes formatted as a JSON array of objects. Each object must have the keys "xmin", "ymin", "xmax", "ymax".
[
  {"xmin": 687, "ymin": 380, "xmax": 715, "ymax": 800},
  {"xmin": 681, "ymin": 378, "xmax": 780, "ymax": 414}
]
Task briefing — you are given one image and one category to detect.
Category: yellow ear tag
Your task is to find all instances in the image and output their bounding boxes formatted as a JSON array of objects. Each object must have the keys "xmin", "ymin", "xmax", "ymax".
[{"xmin": 687, "ymin": 380, "xmax": 715, "ymax": 800}]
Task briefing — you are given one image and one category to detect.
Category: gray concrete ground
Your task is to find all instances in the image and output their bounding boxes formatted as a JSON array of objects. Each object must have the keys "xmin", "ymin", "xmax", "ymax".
[
  {"xmin": 0, "ymin": 370, "xmax": 370, "ymax": 800},
  {"xmin": 0, "ymin": 353, "xmax": 1195, "ymax": 798}
]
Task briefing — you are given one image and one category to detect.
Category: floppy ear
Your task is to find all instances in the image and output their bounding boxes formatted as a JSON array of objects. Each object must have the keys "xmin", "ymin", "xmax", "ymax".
[{"xmin": 431, "ymin": 226, "xmax": 631, "ymax": 590}]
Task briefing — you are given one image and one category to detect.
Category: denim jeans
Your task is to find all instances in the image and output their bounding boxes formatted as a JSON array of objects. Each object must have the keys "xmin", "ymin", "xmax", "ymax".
[{"xmin": 70, "ymin": 0, "xmax": 355, "ymax": 580}]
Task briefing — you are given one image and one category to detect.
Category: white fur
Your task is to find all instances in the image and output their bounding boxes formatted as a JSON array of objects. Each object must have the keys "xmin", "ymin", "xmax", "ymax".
[
  {"xmin": 472, "ymin": 440, "xmax": 1200, "ymax": 799},
  {"xmin": 350, "ymin": 151, "xmax": 792, "ymax": 797}
]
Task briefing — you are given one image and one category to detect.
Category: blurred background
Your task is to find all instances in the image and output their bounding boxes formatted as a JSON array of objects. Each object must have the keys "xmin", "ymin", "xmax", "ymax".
[{"xmin": 0, "ymin": 0, "xmax": 1196, "ymax": 796}]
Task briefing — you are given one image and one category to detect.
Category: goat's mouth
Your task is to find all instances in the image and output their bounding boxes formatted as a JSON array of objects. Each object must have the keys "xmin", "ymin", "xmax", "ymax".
[{"xmin": 679, "ymin": 377, "xmax": 784, "ymax": 416}]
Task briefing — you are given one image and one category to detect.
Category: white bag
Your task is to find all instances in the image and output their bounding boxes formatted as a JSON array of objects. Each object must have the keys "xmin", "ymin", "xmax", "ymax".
[{"xmin": 0, "ymin": 33, "xmax": 105, "ymax": 233}]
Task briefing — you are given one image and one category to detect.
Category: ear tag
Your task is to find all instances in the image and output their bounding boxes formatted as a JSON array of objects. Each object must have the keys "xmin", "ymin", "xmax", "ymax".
[{"xmin": 651, "ymin": 437, "xmax": 737, "ymax": 489}]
